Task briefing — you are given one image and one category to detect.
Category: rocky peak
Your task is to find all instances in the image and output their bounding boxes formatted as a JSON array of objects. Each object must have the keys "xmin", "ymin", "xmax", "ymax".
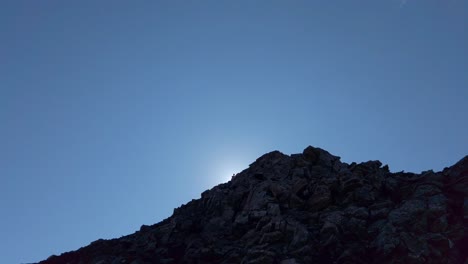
[
  {"xmin": 40, "ymin": 146, "xmax": 467, "ymax": 264},
  {"xmin": 445, "ymin": 155, "xmax": 468, "ymax": 181},
  {"xmin": 448, "ymin": 155, "xmax": 468, "ymax": 175},
  {"xmin": 302, "ymin": 145, "xmax": 341, "ymax": 167},
  {"xmin": 443, "ymin": 155, "xmax": 468, "ymax": 199}
]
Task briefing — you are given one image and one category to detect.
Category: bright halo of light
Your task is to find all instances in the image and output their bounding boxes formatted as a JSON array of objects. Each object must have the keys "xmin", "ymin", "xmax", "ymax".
[
  {"xmin": 204, "ymin": 144, "xmax": 257, "ymax": 186},
  {"xmin": 212, "ymin": 157, "xmax": 248, "ymax": 184},
  {"xmin": 219, "ymin": 165, "xmax": 243, "ymax": 183}
]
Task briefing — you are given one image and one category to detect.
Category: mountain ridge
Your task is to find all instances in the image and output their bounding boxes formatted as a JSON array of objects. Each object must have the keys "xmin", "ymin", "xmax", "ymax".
[{"xmin": 39, "ymin": 146, "xmax": 468, "ymax": 264}]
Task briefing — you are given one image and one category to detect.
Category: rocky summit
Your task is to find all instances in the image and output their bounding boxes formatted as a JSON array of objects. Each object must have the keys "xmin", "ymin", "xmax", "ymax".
[{"xmin": 40, "ymin": 146, "xmax": 468, "ymax": 264}]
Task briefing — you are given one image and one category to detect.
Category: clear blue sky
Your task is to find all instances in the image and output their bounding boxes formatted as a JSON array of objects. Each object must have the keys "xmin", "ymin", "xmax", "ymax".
[{"xmin": 1, "ymin": 1, "xmax": 467, "ymax": 263}]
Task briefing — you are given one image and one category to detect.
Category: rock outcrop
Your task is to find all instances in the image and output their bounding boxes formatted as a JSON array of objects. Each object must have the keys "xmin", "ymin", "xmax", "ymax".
[{"xmin": 40, "ymin": 146, "xmax": 468, "ymax": 264}]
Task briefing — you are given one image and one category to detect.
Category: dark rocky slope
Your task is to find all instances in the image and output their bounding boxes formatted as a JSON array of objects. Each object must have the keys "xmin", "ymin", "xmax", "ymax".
[{"xmin": 40, "ymin": 146, "xmax": 468, "ymax": 264}]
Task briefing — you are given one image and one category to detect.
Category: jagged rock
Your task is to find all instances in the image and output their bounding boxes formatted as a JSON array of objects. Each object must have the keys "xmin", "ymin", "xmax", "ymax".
[
  {"xmin": 341, "ymin": 175, "xmax": 363, "ymax": 192},
  {"xmin": 427, "ymin": 194, "xmax": 447, "ymax": 217},
  {"xmin": 259, "ymin": 231, "xmax": 283, "ymax": 244},
  {"xmin": 280, "ymin": 259, "xmax": 299, "ymax": 264},
  {"xmin": 39, "ymin": 146, "xmax": 468, "ymax": 264},
  {"xmin": 343, "ymin": 217, "xmax": 367, "ymax": 237},
  {"xmin": 369, "ymin": 200, "xmax": 393, "ymax": 221},
  {"xmin": 289, "ymin": 223, "xmax": 309, "ymax": 249},
  {"xmin": 266, "ymin": 203, "xmax": 281, "ymax": 216},
  {"xmin": 306, "ymin": 184, "xmax": 331, "ymax": 211},
  {"xmin": 372, "ymin": 222, "xmax": 400, "ymax": 256},
  {"xmin": 303, "ymin": 146, "xmax": 340, "ymax": 167},
  {"xmin": 414, "ymin": 183, "xmax": 442, "ymax": 197},
  {"xmin": 345, "ymin": 206, "xmax": 369, "ymax": 219},
  {"xmin": 464, "ymin": 198, "xmax": 468, "ymax": 221},
  {"xmin": 388, "ymin": 199, "xmax": 426, "ymax": 226},
  {"xmin": 445, "ymin": 155, "xmax": 468, "ymax": 195},
  {"xmin": 430, "ymin": 215, "xmax": 448, "ymax": 233},
  {"xmin": 400, "ymin": 232, "xmax": 429, "ymax": 260}
]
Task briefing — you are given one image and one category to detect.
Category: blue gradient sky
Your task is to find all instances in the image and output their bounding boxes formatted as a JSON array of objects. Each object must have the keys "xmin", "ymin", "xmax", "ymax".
[{"xmin": 1, "ymin": 1, "xmax": 467, "ymax": 263}]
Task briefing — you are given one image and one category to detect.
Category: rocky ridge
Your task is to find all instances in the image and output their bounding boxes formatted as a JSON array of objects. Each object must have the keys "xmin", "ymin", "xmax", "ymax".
[{"xmin": 40, "ymin": 146, "xmax": 468, "ymax": 264}]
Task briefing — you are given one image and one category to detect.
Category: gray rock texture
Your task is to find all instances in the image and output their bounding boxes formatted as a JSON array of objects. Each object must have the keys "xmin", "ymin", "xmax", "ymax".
[{"xmin": 40, "ymin": 146, "xmax": 468, "ymax": 264}]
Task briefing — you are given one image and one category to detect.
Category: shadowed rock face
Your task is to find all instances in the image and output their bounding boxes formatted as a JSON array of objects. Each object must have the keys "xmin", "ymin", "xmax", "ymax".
[{"xmin": 40, "ymin": 146, "xmax": 468, "ymax": 264}]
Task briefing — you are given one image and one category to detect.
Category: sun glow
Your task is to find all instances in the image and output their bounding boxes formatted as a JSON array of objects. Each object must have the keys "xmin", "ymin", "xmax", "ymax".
[
  {"xmin": 216, "ymin": 163, "xmax": 244, "ymax": 183},
  {"xmin": 204, "ymin": 144, "xmax": 257, "ymax": 186},
  {"xmin": 211, "ymin": 156, "xmax": 249, "ymax": 184}
]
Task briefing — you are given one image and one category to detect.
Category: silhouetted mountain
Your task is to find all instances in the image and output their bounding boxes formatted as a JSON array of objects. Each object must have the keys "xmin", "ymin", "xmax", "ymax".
[{"xmin": 39, "ymin": 146, "xmax": 468, "ymax": 264}]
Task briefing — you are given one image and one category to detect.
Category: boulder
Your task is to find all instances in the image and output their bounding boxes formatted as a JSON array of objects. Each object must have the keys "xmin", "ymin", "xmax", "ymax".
[
  {"xmin": 388, "ymin": 199, "xmax": 426, "ymax": 225},
  {"xmin": 306, "ymin": 185, "xmax": 331, "ymax": 211}
]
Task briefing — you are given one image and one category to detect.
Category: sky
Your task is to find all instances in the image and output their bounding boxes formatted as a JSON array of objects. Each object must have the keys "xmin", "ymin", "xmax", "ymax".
[{"xmin": 1, "ymin": 1, "xmax": 467, "ymax": 263}]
